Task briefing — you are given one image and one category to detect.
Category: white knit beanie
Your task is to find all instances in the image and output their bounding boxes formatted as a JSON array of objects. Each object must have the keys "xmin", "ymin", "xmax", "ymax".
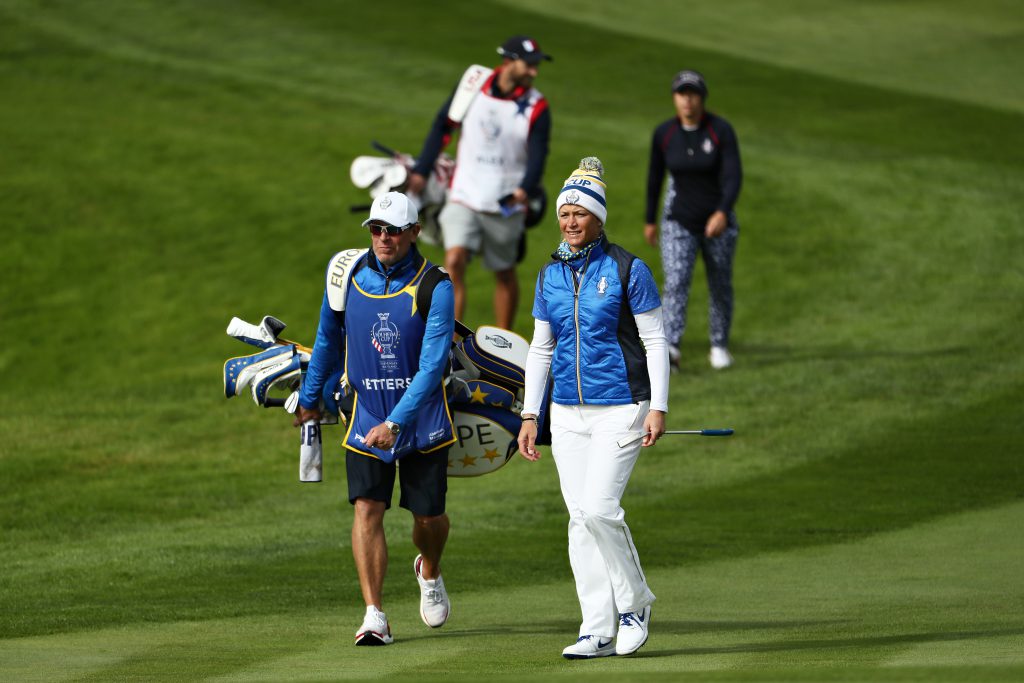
[{"xmin": 556, "ymin": 156, "xmax": 607, "ymax": 225}]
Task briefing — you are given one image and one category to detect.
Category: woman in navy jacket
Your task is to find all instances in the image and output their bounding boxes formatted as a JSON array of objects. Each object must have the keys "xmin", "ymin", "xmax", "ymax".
[
  {"xmin": 518, "ymin": 158, "xmax": 670, "ymax": 659},
  {"xmin": 644, "ymin": 70, "xmax": 742, "ymax": 370}
]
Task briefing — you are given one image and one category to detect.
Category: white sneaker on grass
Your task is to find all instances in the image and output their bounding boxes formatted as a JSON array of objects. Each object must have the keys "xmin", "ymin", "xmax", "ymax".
[
  {"xmin": 414, "ymin": 554, "xmax": 450, "ymax": 628},
  {"xmin": 562, "ymin": 635, "xmax": 616, "ymax": 659},
  {"xmin": 615, "ymin": 605, "xmax": 651, "ymax": 655},
  {"xmin": 354, "ymin": 606, "xmax": 393, "ymax": 646},
  {"xmin": 709, "ymin": 346, "xmax": 733, "ymax": 369}
]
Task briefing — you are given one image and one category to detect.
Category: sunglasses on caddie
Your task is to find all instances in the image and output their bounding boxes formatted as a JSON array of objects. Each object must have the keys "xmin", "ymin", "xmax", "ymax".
[{"xmin": 366, "ymin": 222, "xmax": 411, "ymax": 236}]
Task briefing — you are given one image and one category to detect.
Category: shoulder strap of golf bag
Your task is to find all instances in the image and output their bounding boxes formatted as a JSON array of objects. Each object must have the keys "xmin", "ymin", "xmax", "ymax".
[
  {"xmin": 325, "ymin": 248, "xmax": 369, "ymax": 312},
  {"xmin": 415, "ymin": 265, "xmax": 451, "ymax": 322},
  {"xmin": 447, "ymin": 64, "xmax": 492, "ymax": 124}
]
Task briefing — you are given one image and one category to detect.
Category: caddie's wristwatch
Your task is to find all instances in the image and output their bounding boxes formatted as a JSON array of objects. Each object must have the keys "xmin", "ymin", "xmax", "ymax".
[{"xmin": 384, "ymin": 420, "xmax": 401, "ymax": 435}]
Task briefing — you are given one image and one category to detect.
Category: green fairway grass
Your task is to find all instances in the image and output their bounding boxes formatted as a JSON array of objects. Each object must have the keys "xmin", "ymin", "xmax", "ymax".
[{"xmin": 1, "ymin": 0, "xmax": 1022, "ymax": 680}]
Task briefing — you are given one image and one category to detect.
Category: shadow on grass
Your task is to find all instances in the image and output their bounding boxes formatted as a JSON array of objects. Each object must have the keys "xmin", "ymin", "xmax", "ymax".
[
  {"xmin": 639, "ymin": 626, "xmax": 1024, "ymax": 658},
  {"xmin": 397, "ymin": 618, "xmax": 845, "ymax": 644},
  {"xmin": 713, "ymin": 342, "xmax": 968, "ymax": 366},
  {"xmin": 634, "ymin": 382, "xmax": 1024, "ymax": 569}
]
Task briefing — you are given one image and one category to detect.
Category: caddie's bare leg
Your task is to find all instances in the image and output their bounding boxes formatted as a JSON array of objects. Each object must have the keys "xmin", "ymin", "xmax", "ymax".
[
  {"xmin": 494, "ymin": 268, "xmax": 518, "ymax": 330},
  {"xmin": 444, "ymin": 247, "xmax": 470, "ymax": 322},
  {"xmin": 411, "ymin": 513, "xmax": 449, "ymax": 579},
  {"xmin": 352, "ymin": 498, "xmax": 388, "ymax": 608}
]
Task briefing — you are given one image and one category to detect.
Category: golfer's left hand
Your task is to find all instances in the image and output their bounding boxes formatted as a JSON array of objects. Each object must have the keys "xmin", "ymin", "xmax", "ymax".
[
  {"xmin": 705, "ymin": 210, "xmax": 728, "ymax": 238},
  {"xmin": 642, "ymin": 410, "xmax": 666, "ymax": 447},
  {"xmin": 364, "ymin": 423, "xmax": 396, "ymax": 450},
  {"xmin": 511, "ymin": 187, "xmax": 528, "ymax": 206}
]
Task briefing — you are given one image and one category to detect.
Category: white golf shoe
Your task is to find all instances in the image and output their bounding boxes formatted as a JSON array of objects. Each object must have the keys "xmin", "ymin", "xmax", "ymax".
[
  {"xmin": 562, "ymin": 635, "xmax": 616, "ymax": 659},
  {"xmin": 615, "ymin": 605, "xmax": 651, "ymax": 655},
  {"xmin": 354, "ymin": 606, "xmax": 393, "ymax": 646},
  {"xmin": 709, "ymin": 346, "xmax": 733, "ymax": 369},
  {"xmin": 414, "ymin": 554, "xmax": 450, "ymax": 628}
]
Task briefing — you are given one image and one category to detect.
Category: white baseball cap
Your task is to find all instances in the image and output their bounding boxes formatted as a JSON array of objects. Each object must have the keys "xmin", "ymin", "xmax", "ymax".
[{"xmin": 361, "ymin": 191, "xmax": 418, "ymax": 228}]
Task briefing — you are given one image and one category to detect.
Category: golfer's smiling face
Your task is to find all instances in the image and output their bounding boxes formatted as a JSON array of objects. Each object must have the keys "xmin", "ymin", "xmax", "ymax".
[{"xmin": 558, "ymin": 206, "xmax": 601, "ymax": 252}]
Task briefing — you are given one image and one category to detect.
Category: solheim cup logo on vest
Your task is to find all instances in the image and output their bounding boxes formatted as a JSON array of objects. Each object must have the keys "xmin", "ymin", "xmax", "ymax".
[
  {"xmin": 703, "ymin": 138, "xmax": 714, "ymax": 154},
  {"xmin": 371, "ymin": 312, "xmax": 400, "ymax": 361},
  {"xmin": 597, "ymin": 276, "xmax": 608, "ymax": 296},
  {"xmin": 480, "ymin": 110, "xmax": 502, "ymax": 143}
]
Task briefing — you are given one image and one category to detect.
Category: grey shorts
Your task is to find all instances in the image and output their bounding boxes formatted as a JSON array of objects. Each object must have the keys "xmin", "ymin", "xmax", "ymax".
[{"xmin": 439, "ymin": 201, "xmax": 525, "ymax": 272}]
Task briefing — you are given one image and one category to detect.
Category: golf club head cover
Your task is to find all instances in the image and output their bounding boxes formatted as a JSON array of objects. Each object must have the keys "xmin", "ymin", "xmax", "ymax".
[
  {"xmin": 250, "ymin": 352, "xmax": 302, "ymax": 406},
  {"xmin": 224, "ymin": 344, "xmax": 295, "ymax": 398}
]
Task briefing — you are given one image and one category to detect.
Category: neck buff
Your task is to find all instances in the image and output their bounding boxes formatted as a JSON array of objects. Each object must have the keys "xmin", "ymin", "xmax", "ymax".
[{"xmin": 555, "ymin": 235, "xmax": 602, "ymax": 263}]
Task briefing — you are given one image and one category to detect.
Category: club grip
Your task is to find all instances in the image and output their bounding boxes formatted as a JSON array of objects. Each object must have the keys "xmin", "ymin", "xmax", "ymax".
[
  {"xmin": 701, "ymin": 429, "xmax": 734, "ymax": 436},
  {"xmin": 263, "ymin": 398, "xmax": 286, "ymax": 408}
]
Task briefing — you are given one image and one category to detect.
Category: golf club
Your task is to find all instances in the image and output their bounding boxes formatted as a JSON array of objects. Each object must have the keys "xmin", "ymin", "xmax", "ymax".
[
  {"xmin": 616, "ymin": 428, "xmax": 734, "ymax": 448},
  {"xmin": 227, "ymin": 316, "xmax": 313, "ymax": 355}
]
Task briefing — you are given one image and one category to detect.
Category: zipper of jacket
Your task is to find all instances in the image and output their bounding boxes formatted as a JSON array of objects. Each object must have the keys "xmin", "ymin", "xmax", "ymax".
[{"xmin": 571, "ymin": 251, "xmax": 594, "ymax": 403}]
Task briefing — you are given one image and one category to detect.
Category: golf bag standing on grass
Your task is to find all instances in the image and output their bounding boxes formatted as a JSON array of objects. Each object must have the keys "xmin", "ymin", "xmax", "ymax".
[{"xmin": 223, "ymin": 311, "xmax": 547, "ymax": 479}]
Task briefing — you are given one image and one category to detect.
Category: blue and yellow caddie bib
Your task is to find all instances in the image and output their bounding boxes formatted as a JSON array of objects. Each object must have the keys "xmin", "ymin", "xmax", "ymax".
[{"xmin": 343, "ymin": 258, "xmax": 454, "ymax": 463}]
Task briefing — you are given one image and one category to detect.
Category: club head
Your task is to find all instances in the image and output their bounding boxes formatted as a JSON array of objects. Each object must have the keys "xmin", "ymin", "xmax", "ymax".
[{"xmin": 260, "ymin": 316, "xmax": 286, "ymax": 341}]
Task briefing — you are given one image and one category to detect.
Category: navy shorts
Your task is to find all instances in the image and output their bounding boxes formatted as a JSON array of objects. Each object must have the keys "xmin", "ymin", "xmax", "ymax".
[{"xmin": 346, "ymin": 448, "xmax": 449, "ymax": 517}]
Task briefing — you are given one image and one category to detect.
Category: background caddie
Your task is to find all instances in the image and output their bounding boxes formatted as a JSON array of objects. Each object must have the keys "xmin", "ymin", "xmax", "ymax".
[{"xmin": 407, "ymin": 35, "xmax": 553, "ymax": 330}]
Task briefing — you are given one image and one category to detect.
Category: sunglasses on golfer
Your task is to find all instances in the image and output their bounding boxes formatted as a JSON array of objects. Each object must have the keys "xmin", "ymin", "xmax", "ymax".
[{"xmin": 366, "ymin": 222, "xmax": 412, "ymax": 236}]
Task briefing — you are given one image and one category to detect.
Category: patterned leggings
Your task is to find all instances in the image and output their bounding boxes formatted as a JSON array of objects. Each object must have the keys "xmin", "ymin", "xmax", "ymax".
[{"xmin": 659, "ymin": 214, "xmax": 739, "ymax": 349}]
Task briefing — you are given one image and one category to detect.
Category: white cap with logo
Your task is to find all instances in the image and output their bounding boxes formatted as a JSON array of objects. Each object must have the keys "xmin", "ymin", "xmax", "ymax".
[{"xmin": 361, "ymin": 191, "xmax": 419, "ymax": 228}]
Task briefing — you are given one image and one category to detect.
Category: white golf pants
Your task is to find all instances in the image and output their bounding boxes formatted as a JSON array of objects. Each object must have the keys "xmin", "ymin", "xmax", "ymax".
[{"xmin": 549, "ymin": 401, "xmax": 657, "ymax": 638}]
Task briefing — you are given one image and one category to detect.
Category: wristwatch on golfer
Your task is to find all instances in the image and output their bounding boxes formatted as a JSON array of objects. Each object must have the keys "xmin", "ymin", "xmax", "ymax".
[{"xmin": 384, "ymin": 420, "xmax": 401, "ymax": 435}]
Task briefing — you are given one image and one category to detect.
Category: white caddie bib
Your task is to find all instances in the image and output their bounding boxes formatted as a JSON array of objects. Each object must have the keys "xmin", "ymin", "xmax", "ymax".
[{"xmin": 449, "ymin": 77, "xmax": 545, "ymax": 213}]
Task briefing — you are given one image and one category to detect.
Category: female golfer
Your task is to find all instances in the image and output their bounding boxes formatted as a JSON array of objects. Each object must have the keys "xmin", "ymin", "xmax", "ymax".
[
  {"xmin": 644, "ymin": 69, "xmax": 742, "ymax": 370},
  {"xmin": 518, "ymin": 157, "xmax": 669, "ymax": 659}
]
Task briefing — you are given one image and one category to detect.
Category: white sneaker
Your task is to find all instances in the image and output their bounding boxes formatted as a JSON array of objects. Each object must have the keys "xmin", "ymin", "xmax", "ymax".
[
  {"xmin": 668, "ymin": 345, "xmax": 681, "ymax": 373},
  {"xmin": 615, "ymin": 605, "xmax": 651, "ymax": 655},
  {"xmin": 562, "ymin": 635, "xmax": 616, "ymax": 659},
  {"xmin": 709, "ymin": 346, "xmax": 733, "ymax": 369},
  {"xmin": 414, "ymin": 554, "xmax": 450, "ymax": 628},
  {"xmin": 354, "ymin": 606, "xmax": 393, "ymax": 646}
]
